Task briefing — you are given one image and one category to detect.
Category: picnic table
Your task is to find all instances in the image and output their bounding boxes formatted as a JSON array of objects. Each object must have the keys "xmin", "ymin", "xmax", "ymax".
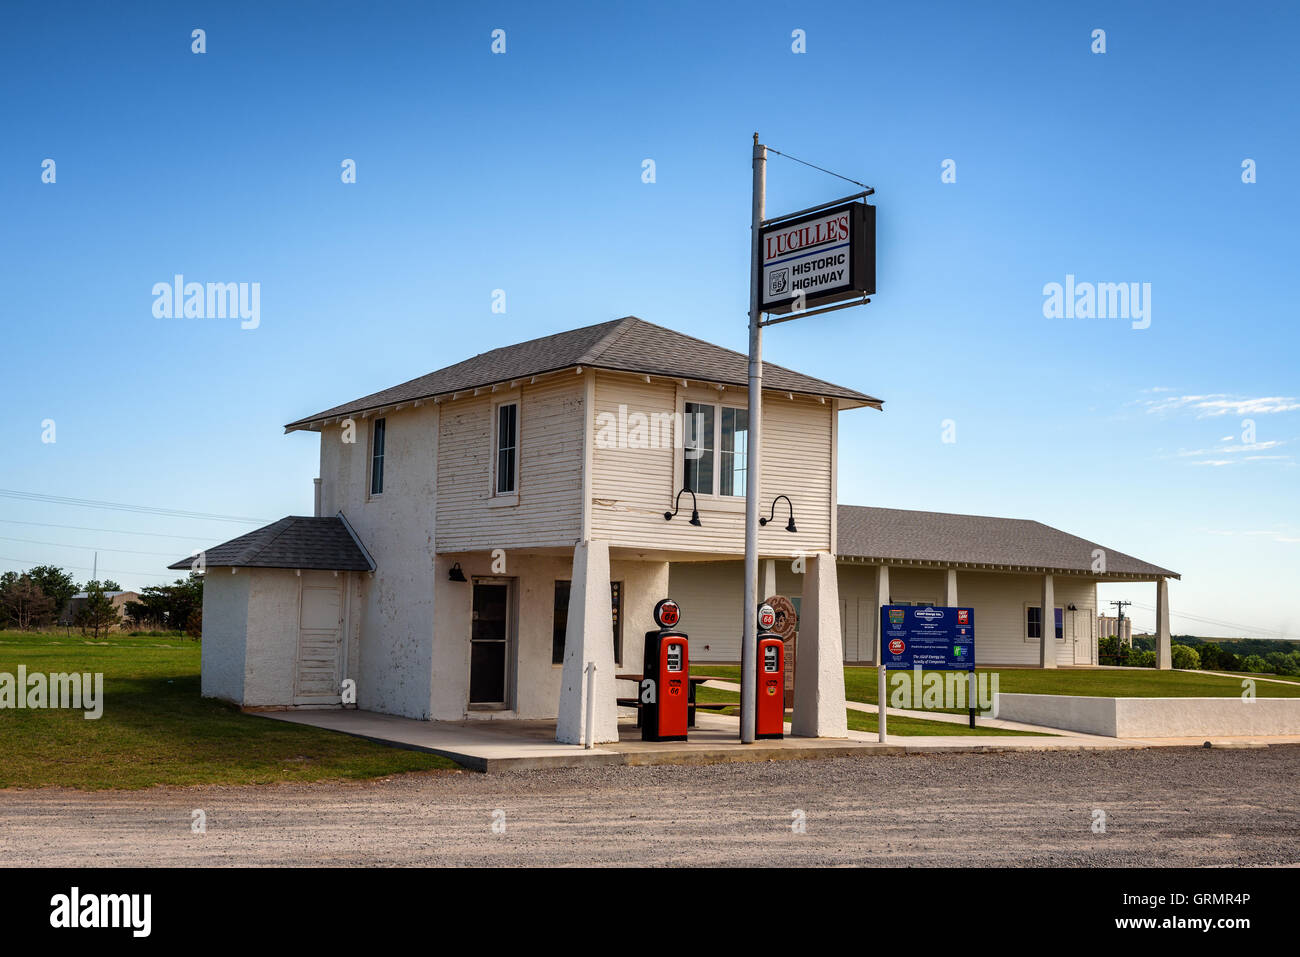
[{"xmin": 615, "ymin": 673, "xmax": 730, "ymax": 728}]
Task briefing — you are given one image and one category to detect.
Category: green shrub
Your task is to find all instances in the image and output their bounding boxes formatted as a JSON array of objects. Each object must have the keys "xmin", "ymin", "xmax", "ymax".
[
  {"xmin": 1133, "ymin": 650, "xmax": 1157, "ymax": 668},
  {"xmin": 1170, "ymin": 644, "xmax": 1201, "ymax": 670}
]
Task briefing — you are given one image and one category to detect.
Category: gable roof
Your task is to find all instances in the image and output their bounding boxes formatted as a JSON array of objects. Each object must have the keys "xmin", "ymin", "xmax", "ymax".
[
  {"xmin": 285, "ymin": 316, "xmax": 881, "ymax": 431},
  {"xmin": 167, "ymin": 516, "xmax": 374, "ymax": 572},
  {"xmin": 836, "ymin": 505, "xmax": 1178, "ymax": 580}
]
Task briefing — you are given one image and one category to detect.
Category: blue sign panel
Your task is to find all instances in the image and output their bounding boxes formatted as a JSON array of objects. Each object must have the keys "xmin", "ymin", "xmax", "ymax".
[{"xmin": 879, "ymin": 605, "xmax": 975, "ymax": 671}]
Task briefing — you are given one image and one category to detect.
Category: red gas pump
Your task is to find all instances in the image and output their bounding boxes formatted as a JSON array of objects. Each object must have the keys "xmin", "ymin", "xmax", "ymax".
[
  {"xmin": 641, "ymin": 598, "xmax": 689, "ymax": 741},
  {"xmin": 755, "ymin": 603, "xmax": 785, "ymax": 739}
]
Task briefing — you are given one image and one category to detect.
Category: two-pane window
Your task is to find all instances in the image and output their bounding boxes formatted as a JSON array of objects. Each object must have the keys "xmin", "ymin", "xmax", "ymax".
[
  {"xmin": 369, "ymin": 418, "xmax": 386, "ymax": 495},
  {"xmin": 1027, "ymin": 606, "xmax": 1064, "ymax": 640},
  {"xmin": 495, "ymin": 402, "xmax": 518, "ymax": 495},
  {"xmin": 683, "ymin": 402, "xmax": 747, "ymax": 497}
]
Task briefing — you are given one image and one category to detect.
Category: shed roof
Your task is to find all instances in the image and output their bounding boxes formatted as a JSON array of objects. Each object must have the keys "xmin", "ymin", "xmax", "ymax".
[
  {"xmin": 167, "ymin": 516, "xmax": 374, "ymax": 572},
  {"xmin": 836, "ymin": 505, "xmax": 1178, "ymax": 579},
  {"xmin": 285, "ymin": 316, "xmax": 882, "ymax": 431}
]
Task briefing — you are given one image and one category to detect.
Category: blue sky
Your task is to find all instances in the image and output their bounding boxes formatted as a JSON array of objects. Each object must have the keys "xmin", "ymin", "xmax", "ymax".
[{"xmin": 1, "ymin": 1, "xmax": 1296, "ymax": 638}]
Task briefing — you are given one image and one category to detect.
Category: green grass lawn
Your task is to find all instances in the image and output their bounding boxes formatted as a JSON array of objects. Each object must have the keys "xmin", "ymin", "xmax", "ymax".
[
  {"xmin": 0, "ymin": 632, "xmax": 458, "ymax": 789},
  {"xmin": 698, "ymin": 663, "xmax": 1300, "ymax": 709},
  {"xmin": 692, "ymin": 684, "xmax": 1048, "ymax": 736}
]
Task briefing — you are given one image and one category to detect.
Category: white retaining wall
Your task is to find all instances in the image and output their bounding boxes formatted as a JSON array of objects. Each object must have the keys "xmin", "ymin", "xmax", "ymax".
[{"xmin": 997, "ymin": 692, "xmax": 1300, "ymax": 737}]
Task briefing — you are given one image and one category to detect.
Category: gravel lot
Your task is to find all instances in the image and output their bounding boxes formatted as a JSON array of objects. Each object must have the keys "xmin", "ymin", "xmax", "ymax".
[{"xmin": 2, "ymin": 746, "xmax": 1297, "ymax": 867}]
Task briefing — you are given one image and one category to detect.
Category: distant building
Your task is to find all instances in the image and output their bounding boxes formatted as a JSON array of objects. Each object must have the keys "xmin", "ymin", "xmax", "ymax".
[
  {"xmin": 1098, "ymin": 615, "xmax": 1134, "ymax": 646},
  {"xmin": 59, "ymin": 591, "xmax": 140, "ymax": 627}
]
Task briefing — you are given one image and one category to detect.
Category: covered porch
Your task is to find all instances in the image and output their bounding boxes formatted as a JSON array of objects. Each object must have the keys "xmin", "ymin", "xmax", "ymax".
[{"xmin": 433, "ymin": 541, "xmax": 849, "ymax": 745}]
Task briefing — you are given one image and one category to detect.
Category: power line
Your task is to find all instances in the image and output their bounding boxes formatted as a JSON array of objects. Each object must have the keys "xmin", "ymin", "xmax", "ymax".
[
  {"xmin": 0, "ymin": 535, "xmax": 183, "ymax": 558},
  {"xmin": 0, "ymin": 518, "xmax": 209, "ymax": 541},
  {"xmin": 1126, "ymin": 600, "xmax": 1293, "ymax": 640},
  {"xmin": 0, "ymin": 489, "xmax": 269, "ymax": 525},
  {"xmin": 767, "ymin": 146, "xmax": 873, "ymax": 190},
  {"xmin": 0, "ymin": 554, "xmax": 176, "ymax": 582}
]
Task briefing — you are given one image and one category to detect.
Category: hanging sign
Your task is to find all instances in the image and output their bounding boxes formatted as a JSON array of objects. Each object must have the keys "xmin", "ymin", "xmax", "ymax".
[{"xmin": 759, "ymin": 200, "xmax": 875, "ymax": 314}]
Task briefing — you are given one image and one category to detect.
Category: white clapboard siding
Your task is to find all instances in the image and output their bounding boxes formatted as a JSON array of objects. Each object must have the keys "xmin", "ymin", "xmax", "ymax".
[
  {"xmin": 435, "ymin": 379, "xmax": 585, "ymax": 552},
  {"xmin": 590, "ymin": 373, "xmax": 834, "ymax": 556}
]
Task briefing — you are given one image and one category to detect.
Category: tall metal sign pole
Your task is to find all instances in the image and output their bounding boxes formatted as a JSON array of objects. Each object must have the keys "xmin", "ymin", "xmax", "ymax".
[{"xmin": 741, "ymin": 133, "xmax": 766, "ymax": 744}]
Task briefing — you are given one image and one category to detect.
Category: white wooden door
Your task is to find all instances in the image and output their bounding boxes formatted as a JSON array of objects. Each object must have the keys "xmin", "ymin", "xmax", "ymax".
[
  {"xmin": 295, "ymin": 572, "xmax": 345, "ymax": 704},
  {"xmin": 1073, "ymin": 611, "xmax": 1094, "ymax": 665}
]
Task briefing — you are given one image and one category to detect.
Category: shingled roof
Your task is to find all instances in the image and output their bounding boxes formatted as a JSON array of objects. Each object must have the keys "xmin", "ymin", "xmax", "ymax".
[
  {"xmin": 167, "ymin": 516, "xmax": 374, "ymax": 572},
  {"xmin": 285, "ymin": 316, "xmax": 882, "ymax": 431},
  {"xmin": 837, "ymin": 505, "xmax": 1178, "ymax": 579}
]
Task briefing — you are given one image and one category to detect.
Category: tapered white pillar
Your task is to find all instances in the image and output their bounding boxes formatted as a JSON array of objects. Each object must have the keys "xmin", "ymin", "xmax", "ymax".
[
  {"xmin": 556, "ymin": 541, "xmax": 618, "ymax": 744},
  {"xmin": 761, "ymin": 558, "xmax": 777, "ymax": 602},
  {"xmin": 1155, "ymin": 578, "xmax": 1172, "ymax": 670},
  {"xmin": 873, "ymin": 564, "xmax": 890, "ymax": 664},
  {"xmin": 792, "ymin": 553, "xmax": 848, "ymax": 738},
  {"xmin": 944, "ymin": 568, "xmax": 958, "ymax": 607},
  {"xmin": 1040, "ymin": 574, "xmax": 1057, "ymax": 669}
]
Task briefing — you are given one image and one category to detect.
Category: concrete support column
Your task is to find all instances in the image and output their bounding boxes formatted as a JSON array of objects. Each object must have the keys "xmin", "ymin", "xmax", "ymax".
[
  {"xmin": 873, "ymin": 564, "xmax": 890, "ymax": 664},
  {"xmin": 1040, "ymin": 574, "xmax": 1057, "ymax": 669},
  {"xmin": 944, "ymin": 568, "xmax": 958, "ymax": 607},
  {"xmin": 1155, "ymin": 577, "xmax": 1172, "ymax": 670},
  {"xmin": 792, "ymin": 553, "xmax": 848, "ymax": 738},
  {"xmin": 761, "ymin": 558, "xmax": 777, "ymax": 602},
  {"xmin": 556, "ymin": 540, "xmax": 618, "ymax": 745}
]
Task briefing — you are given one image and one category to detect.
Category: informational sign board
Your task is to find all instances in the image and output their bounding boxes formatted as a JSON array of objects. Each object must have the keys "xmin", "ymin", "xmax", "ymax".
[
  {"xmin": 879, "ymin": 606, "xmax": 975, "ymax": 671},
  {"xmin": 759, "ymin": 201, "xmax": 876, "ymax": 314}
]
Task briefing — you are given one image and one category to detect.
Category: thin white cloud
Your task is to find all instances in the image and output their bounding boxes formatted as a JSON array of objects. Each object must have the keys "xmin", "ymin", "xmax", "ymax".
[{"xmin": 1144, "ymin": 394, "xmax": 1300, "ymax": 417}]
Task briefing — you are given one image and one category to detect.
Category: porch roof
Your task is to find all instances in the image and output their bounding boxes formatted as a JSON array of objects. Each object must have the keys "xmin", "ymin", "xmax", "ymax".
[
  {"xmin": 167, "ymin": 515, "xmax": 374, "ymax": 572},
  {"xmin": 836, "ymin": 505, "xmax": 1179, "ymax": 580}
]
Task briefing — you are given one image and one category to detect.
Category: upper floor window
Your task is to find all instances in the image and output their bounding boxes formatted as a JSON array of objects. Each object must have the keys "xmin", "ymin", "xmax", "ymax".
[
  {"xmin": 495, "ymin": 401, "xmax": 518, "ymax": 495},
  {"xmin": 370, "ymin": 418, "xmax": 386, "ymax": 495},
  {"xmin": 683, "ymin": 401, "xmax": 747, "ymax": 497}
]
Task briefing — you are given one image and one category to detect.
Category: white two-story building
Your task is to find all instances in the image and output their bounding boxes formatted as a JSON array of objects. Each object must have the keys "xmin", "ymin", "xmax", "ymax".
[{"xmin": 176, "ymin": 316, "xmax": 1177, "ymax": 744}]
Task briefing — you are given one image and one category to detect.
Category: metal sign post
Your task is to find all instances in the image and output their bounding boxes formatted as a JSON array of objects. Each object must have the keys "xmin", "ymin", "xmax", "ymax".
[
  {"xmin": 740, "ymin": 135, "xmax": 874, "ymax": 744},
  {"xmin": 741, "ymin": 134, "xmax": 766, "ymax": 744}
]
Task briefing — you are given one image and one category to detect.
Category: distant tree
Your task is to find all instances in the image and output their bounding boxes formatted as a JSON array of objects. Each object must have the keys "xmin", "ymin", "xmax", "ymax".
[
  {"xmin": 1239, "ymin": 654, "xmax": 1270, "ymax": 675},
  {"xmin": 0, "ymin": 575, "xmax": 56, "ymax": 630},
  {"xmin": 1198, "ymin": 643, "xmax": 1239, "ymax": 672},
  {"xmin": 185, "ymin": 605, "xmax": 202, "ymax": 639},
  {"xmin": 1264, "ymin": 651, "xmax": 1300, "ymax": 677},
  {"xmin": 75, "ymin": 581, "xmax": 121, "ymax": 639},
  {"xmin": 1133, "ymin": 650, "xmax": 1157, "ymax": 668},
  {"xmin": 129, "ymin": 575, "xmax": 202, "ymax": 632},
  {"xmin": 26, "ymin": 565, "xmax": 78, "ymax": 616},
  {"xmin": 1170, "ymin": 644, "xmax": 1201, "ymax": 670},
  {"xmin": 100, "ymin": 579, "xmax": 123, "ymax": 592}
]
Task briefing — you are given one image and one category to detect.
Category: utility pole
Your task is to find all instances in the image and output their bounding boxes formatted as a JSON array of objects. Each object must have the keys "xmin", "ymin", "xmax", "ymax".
[
  {"xmin": 1109, "ymin": 599, "xmax": 1131, "ymax": 647},
  {"xmin": 741, "ymin": 133, "xmax": 766, "ymax": 744}
]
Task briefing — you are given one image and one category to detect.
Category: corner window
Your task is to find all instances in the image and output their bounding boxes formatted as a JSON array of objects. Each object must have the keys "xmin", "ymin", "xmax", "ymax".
[
  {"xmin": 683, "ymin": 401, "xmax": 747, "ymax": 498},
  {"xmin": 495, "ymin": 402, "xmax": 518, "ymax": 495},
  {"xmin": 369, "ymin": 418, "xmax": 386, "ymax": 495},
  {"xmin": 552, "ymin": 580, "xmax": 623, "ymax": 665},
  {"xmin": 1027, "ymin": 606, "xmax": 1064, "ymax": 641}
]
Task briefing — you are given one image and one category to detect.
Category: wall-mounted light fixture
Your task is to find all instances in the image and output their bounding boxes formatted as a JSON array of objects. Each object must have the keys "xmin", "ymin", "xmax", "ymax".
[
  {"xmin": 1067, "ymin": 603, "xmax": 1077, "ymax": 611},
  {"xmin": 760, "ymin": 494, "xmax": 797, "ymax": 533},
  {"xmin": 448, "ymin": 562, "xmax": 468, "ymax": 582},
  {"xmin": 664, "ymin": 488, "xmax": 702, "ymax": 526}
]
